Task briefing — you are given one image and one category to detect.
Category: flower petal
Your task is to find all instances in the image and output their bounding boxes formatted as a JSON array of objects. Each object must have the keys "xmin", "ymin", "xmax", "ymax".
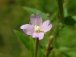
[
  {"xmin": 42, "ymin": 20, "xmax": 50, "ymax": 26},
  {"xmin": 20, "ymin": 24, "xmax": 30, "ymax": 29},
  {"xmin": 42, "ymin": 20, "xmax": 52, "ymax": 32},
  {"xmin": 20, "ymin": 24, "xmax": 34, "ymax": 35},
  {"xmin": 30, "ymin": 14, "xmax": 42, "ymax": 26},
  {"xmin": 32, "ymin": 32, "xmax": 44, "ymax": 40}
]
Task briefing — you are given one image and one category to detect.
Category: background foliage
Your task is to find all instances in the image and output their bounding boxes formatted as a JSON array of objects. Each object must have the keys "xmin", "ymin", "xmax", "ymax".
[{"xmin": 0, "ymin": 0, "xmax": 76, "ymax": 57}]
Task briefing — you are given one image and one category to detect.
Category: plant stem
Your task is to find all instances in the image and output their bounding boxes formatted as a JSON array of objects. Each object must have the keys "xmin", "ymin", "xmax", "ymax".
[
  {"xmin": 34, "ymin": 38, "xmax": 39, "ymax": 57},
  {"xmin": 57, "ymin": 0, "xmax": 64, "ymax": 22},
  {"xmin": 46, "ymin": 36, "xmax": 54, "ymax": 57},
  {"xmin": 45, "ymin": 0, "xmax": 64, "ymax": 57}
]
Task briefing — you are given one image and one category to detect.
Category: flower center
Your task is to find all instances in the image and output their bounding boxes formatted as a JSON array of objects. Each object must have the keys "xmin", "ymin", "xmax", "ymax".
[{"xmin": 34, "ymin": 25, "xmax": 42, "ymax": 32}]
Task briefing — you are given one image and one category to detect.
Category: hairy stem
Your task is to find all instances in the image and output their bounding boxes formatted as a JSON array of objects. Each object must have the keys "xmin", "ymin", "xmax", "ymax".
[
  {"xmin": 34, "ymin": 38, "xmax": 39, "ymax": 57},
  {"xmin": 46, "ymin": 36, "xmax": 54, "ymax": 57},
  {"xmin": 45, "ymin": 0, "xmax": 64, "ymax": 57}
]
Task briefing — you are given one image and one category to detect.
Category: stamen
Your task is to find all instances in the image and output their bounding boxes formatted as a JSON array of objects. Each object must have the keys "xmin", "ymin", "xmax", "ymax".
[{"xmin": 34, "ymin": 25, "xmax": 42, "ymax": 32}]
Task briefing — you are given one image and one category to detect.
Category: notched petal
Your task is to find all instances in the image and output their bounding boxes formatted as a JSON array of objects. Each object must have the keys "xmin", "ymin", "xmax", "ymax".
[
  {"xmin": 38, "ymin": 33, "xmax": 44, "ymax": 40},
  {"xmin": 42, "ymin": 20, "xmax": 52, "ymax": 32},
  {"xmin": 30, "ymin": 14, "xmax": 42, "ymax": 26},
  {"xmin": 32, "ymin": 32, "xmax": 44, "ymax": 40},
  {"xmin": 46, "ymin": 24, "xmax": 52, "ymax": 32},
  {"xmin": 20, "ymin": 24, "xmax": 31, "ymax": 29},
  {"xmin": 20, "ymin": 24, "xmax": 34, "ymax": 35},
  {"xmin": 42, "ymin": 20, "xmax": 50, "ymax": 26}
]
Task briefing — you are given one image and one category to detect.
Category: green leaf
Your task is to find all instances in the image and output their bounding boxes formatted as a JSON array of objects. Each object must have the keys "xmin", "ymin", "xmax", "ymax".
[
  {"xmin": 57, "ymin": 26, "xmax": 76, "ymax": 47},
  {"xmin": 38, "ymin": 46, "xmax": 44, "ymax": 57},
  {"xmin": 50, "ymin": 48, "xmax": 66, "ymax": 57},
  {"xmin": 64, "ymin": 7, "xmax": 68, "ymax": 17},
  {"xmin": 67, "ymin": 51, "xmax": 76, "ymax": 57},
  {"xmin": 64, "ymin": 16, "xmax": 76, "ymax": 26},
  {"xmin": 59, "ymin": 46, "xmax": 76, "ymax": 57},
  {"xmin": 14, "ymin": 30, "xmax": 35, "ymax": 57},
  {"xmin": 67, "ymin": 0, "xmax": 76, "ymax": 15},
  {"xmin": 72, "ymin": 16, "xmax": 76, "ymax": 21},
  {"xmin": 23, "ymin": 7, "xmax": 49, "ymax": 20},
  {"xmin": 59, "ymin": 46, "xmax": 70, "ymax": 52}
]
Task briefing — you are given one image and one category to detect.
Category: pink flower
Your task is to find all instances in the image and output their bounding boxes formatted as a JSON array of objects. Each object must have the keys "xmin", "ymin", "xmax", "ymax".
[{"xmin": 20, "ymin": 14, "xmax": 52, "ymax": 40}]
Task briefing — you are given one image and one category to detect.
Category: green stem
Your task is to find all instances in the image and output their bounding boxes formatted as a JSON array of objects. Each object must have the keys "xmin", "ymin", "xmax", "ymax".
[
  {"xmin": 46, "ymin": 37, "xmax": 54, "ymax": 57},
  {"xmin": 45, "ymin": 0, "xmax": 64, "ymax": 57},
  {"xmin": 57, "ymin": 0, "xmax": 64, "ymax": 22},
  {"xmin": 56, "ymin": 0, "xmax": 64, "ymax": 47},
  {"xmin": 34, "ymin": 38, "xmax": 39, "ymax": 57}
]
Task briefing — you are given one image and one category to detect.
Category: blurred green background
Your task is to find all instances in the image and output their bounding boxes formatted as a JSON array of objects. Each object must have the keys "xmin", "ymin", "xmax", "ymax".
[{"xmin": 0, "ymin": 0, "xmax": 76, "ymax": 57}]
